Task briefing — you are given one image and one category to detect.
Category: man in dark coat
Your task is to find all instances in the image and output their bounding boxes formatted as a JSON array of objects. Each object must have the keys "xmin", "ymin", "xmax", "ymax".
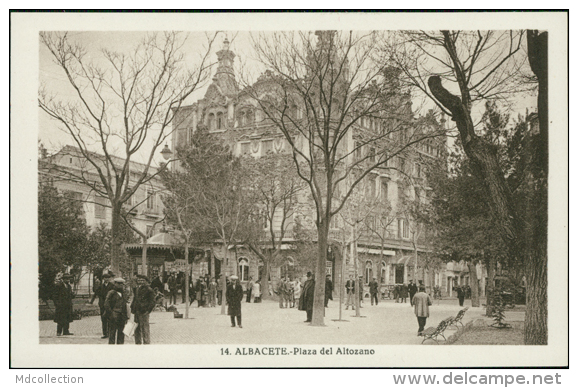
[
  {"xmin": 324, "ymin": 275, "xmax": 333, "ymax": 307},
  {"xmin": 457, "ymin": 286, "xmax": 465, "ymax": 307},
  {"xmin": 227, "ymin": 275, "xmax": 244, "ymax": 328},
  {"xmin": 408, "ymin": 280, "xmax": 418, "ymax": 307},
  {"xmin": 246, "ymin": 276, "xmax": 254, "ymax": 303},
  {"xmin": 52, "ymin": 274, "xmax": 74, "ymax": 336},
  {"xmin": 400, "ymin": 283, "xmax": 409, "ymax": 303},
  {"xmin": 95, "ymin": 273, "xmax": 115, "ymax": 338},
  {"xmin": 369, "ymin": 277, "xmax": 379, "ymax": 306},
  {"xmin": 345, "ymin": 275, "xmax": 355, "ymax": 310},
  {"xmin": 150, "ymin": 275, "xmax": 163, "ymax": 293},
  {"xmin": 298, "ymin": 272, "xmax": 315, "ymax": 322},
  {"xmin": 130, "ymin": 275, "xmax": 156, "ymax": 345},
  {"xmin": 104, "ymin": 277, "xmax": 129, "ymax": 344},
  {"xmin": 167, "ymin": 272, "xmax": 178, "ymax": 305}
]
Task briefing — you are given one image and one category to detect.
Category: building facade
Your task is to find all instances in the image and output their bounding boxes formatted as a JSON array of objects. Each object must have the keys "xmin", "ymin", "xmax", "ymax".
[{"xmin": 166, "ymin": 35, "xmax": 464, "ymax": 298}]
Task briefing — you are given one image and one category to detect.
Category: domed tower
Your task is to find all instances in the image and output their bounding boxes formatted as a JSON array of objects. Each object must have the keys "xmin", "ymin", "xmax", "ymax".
[{"xmin": 214, "ymin": 37, "xmax": 238, "ymax": 98}]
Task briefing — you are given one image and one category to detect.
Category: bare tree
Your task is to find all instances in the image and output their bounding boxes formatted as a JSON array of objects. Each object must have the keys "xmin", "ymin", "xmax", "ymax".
[
  {"xmin": 384, "ymin": 30, "xmax": 546, "ymax": 344},
  {"xmin": 39, "ymin": 32, "xmax": 217, "ymax": 274},
  {"xmin": 245, "ymin": 31, "xmax": 443, "ymax": 326},
  {"xmin": 242, "ymin": 153, "xmax": 305, "ymax": 299}
]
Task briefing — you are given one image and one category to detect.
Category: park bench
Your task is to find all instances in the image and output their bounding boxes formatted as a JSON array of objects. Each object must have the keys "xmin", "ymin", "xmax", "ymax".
[
  {"xmin": 447, "ymin": 307, "xmax": 469, "ymax": 330},
  {"xmin": 421, "ymin": 317, "xmax": 454, "ymax": 344}
]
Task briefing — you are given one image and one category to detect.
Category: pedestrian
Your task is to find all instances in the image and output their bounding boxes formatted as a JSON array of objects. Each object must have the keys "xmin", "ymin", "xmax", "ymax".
[
  {"xmin": 130, "ymin": 275, "xmax": 156, "ymax": 345},
  {"xmin": 345, "ymin": 275, "xmax": 355, "ymax": 310},
  {"xmin": 408, "ymin": 280, "xmax": 418, "ymax": 307},
  {"xmin": 216, "ymin": 275, "xmax": 223, "ymax": 306},
  {"xmin": 293, "ymin": 277, "xmax": 301, "ymax": 306},
  {"xmin": 167, "ymin": 272, "xmax": 178, "ymax": 305},
  {"xmin": 400, "ymin": 283, "xmax": 409, "ymax": 303},
  {"xmin": 227, "ymin": 275, "xmax": 244, "ymax": 328},
  {"xmin": 394, "ymin": 284, "xmax": 400, "ymax": 302},
  {"xmin": 90, "ymin": 274, "xmax": 101, "ymax": 304},
  {"xmin": 95, "ymin": 273, "xmax": 115, "ymax": 338},
  {"xmin": 151, "ymin": 274, "xmax": 163, "ymax": 294},
  {"xmin": 208, "ymin": 277, "xmax": 218, "ymax": 307},
  {"xmin": 412, "ymin": 285, "xmax": 433, "ymax": 336},
  {"xmin": 298, "ymin": 272, "xmax": 315, "ymax": 322},
  {"xmin": 324, "ymin": 275, "xmax": 333, "ymax": 307},
  {"xmin": 369, "ymin": 277, "xmax": 379, "ymax": 306},
  {"xmin": 277, "ymin": 278, "xmax": 288, "ymax": 308},
  {"xmin": 246, "ymin": 276, "xmax": 254, "ymax": 303},
  {"xmin": 104, "ymin": 277, "xmax": 129, "ymax": 345},
  {"xmin": 457, "ymin": 286, "xmax": 465, "ymax": 307},
  {"xmin": 253, "ymin": 280, "xmax": 262, "ymax": 303},
  {"xmin": 52, "ymin": 273, "xmax": 74, "ymax": 336}
]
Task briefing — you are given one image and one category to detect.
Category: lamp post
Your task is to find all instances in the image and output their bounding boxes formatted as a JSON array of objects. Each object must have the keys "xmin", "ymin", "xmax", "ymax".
[{"xmin": 161, "ymin": 144, "xmax": 192, "ymax": 320}]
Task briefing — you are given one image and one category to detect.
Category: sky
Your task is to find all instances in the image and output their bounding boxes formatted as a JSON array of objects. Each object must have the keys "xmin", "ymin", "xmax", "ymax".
[{"xmin": 38, "ymin": 30, "xmax": 538, "ymax": 166}]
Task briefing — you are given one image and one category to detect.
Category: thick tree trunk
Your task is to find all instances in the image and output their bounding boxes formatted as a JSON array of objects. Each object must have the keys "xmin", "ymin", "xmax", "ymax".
[
  {"xmin": 260, "ymin": 259, "xmax": 273, "ymax": 300},
  {"xmin": 110, "ymin": 203, "xmax": 123, "ymax": 275},
  {"xmin": 311, "ymin": 221, "xmax": 328, "ymax": 326},
  {"xmin": 467, "ymin": 261, "xmax": 480, "ymax": 307},
  {"xmin": 486, "ymin": 255, "xmax": 496, "ymax": 316},
  {"xmin": 525, "ymin": 250, "xmax": 548, "ymax": 344}
]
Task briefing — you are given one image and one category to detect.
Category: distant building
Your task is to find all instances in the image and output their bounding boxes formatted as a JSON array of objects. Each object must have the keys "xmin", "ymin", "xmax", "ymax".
[{"xmin": 39, "ymin": 145, "xmax": 165, "ymax": 292}]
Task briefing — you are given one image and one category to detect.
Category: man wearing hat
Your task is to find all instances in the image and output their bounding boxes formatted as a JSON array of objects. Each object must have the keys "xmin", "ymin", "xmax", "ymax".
[
  {"xmin": 104, "ymin": 277, "xmax": 129, "ymax": 344},
  {"xmin": 52, "ymin": 273, "xmax": 74, "ymax": 336},
  {"xmin": 95, "ymin": 273, "xmax": 115, "ymax": 338},
  {"xmin": 412, "ymin": 285, "xmax": 433, "ymax": 336},
  {"xmin": 226, "ymin": 275, "xmax": 244, "ymax": 328},
  {"xmin": 298, "ymin": 272, "xmax": 315, "ymax": 322},
  {"xmin": 130, "ymin": 275, "xmax": 156, "ymax": 344},
  {"xmin": 324, "ymin": 274, "xmax": 333, "ymax": 308}
]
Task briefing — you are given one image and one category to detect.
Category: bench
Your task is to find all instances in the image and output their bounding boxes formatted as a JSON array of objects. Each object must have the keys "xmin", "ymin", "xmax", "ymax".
[
  {"xmin": 421, "ymin": 317, "xmax": 453, "ymax": 344},
  {"xmin": 447, "ymin": 307, "xmax": 469, "ymax": 330}
]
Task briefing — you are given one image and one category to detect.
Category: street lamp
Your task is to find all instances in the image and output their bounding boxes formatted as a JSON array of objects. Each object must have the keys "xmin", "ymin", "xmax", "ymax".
[
  {"xmin": 159, "ymin": 143, "xmax": 192, "ymax": 320},
  {"xmin": 161, "ymin": 144, "xmax": 173, "ymax": 161}
]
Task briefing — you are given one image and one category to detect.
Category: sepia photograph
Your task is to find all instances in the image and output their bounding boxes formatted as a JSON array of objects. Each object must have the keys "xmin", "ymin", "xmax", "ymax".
[{"xmin": 10, "ymin": 11, "xmax": 568, "ymax": 368}]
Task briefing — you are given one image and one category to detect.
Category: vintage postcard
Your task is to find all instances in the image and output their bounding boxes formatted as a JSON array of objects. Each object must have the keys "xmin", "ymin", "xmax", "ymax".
[{"xmin": 10, "ymin": 11, "xmax": 568, "ymax": 368}]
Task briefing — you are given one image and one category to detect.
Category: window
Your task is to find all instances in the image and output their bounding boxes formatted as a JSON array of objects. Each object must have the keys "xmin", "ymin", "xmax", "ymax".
[
  {"xmin": 380, "ymin": 178, "xmax": 389, "ymax": 202},
  {"xmin": 399, "ymin": 158, "xmax": 406, "ymax": 174},
  {"xmin": 246, "ymin": 110, "xmax": 254, "ymax": 125},
  {"xmin": 380, "ymin": 261, "xmax": 387, "ymax": 284},
  {"xmin": 177, "ymin": 128, "xmax": 187, "ymax": 146},
  {"xmin": 208, "ymin": 113, "xmax": 215, "ymax": 130},
  {"xmin": 368, "ymin": 147, "xmax": 376, "ymax": 163},
  {"xmin": 261, "ymin": 139, "xmax": 273, "ymax": 155},
  {"xmin": 354, "ymin": 142, "xmax": 362, "ymax": 160},
  {"xmin": 146, "ymin": 190, "xmax": 155, "ymax": 210},
  {"xmin": 398, "ymin": 219, "xmax": 410, "ymax": 239},
  {"xmin": 365, "ymin": 261, "xmax": 373, "ymax": 285},
  {"xmin": 95, "ymin": 196, "xmax": 107, "ymax": 219},
  {"xmin": 238, "ymin": 258, "xmax": 249, "ymax": 282},
  {"xmin": 240, "ymin": 142, "xmax": 250, "ymax": 155},
  {"xmin": 416, "ymin": 163, "xmax": 422, "ymax": 178},
  {"xmin": 146, "ymin": 225, "xmax": 154, "ymax": 238},
  {"xmin": 365, "ymin": 175, "xmax": 376, "ymax": 198},
  {"xmin": 217, "ymin": 112, "xmax": 223, "ymax": 129}
]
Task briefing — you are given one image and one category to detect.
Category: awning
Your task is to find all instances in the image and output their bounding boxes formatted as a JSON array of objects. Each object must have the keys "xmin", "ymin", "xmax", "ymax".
[
  {"xmin": 357, "ymin": 247, "xmax": 396, "ymax": 256},
  {"xmin": 396, "ymin": 256, "xmax": 415, "ymax": 265}
]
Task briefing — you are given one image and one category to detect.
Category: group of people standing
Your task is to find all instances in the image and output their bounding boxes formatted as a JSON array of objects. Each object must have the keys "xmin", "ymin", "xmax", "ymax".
[{"xmin": 92, "ymin": 273, "xmax": 156, "ymax": 345}]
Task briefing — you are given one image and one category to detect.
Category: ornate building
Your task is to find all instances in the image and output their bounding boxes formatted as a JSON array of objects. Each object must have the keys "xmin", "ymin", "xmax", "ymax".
[{"xmin": 170, "ymin": 36, "xmax": 453, "ymax": 297}]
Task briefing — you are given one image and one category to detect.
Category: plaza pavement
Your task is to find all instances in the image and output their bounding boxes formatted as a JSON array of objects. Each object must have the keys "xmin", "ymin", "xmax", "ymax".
[{"xmin": 39, "ymin": 297, "xmax": 525, "ymax": 345}]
